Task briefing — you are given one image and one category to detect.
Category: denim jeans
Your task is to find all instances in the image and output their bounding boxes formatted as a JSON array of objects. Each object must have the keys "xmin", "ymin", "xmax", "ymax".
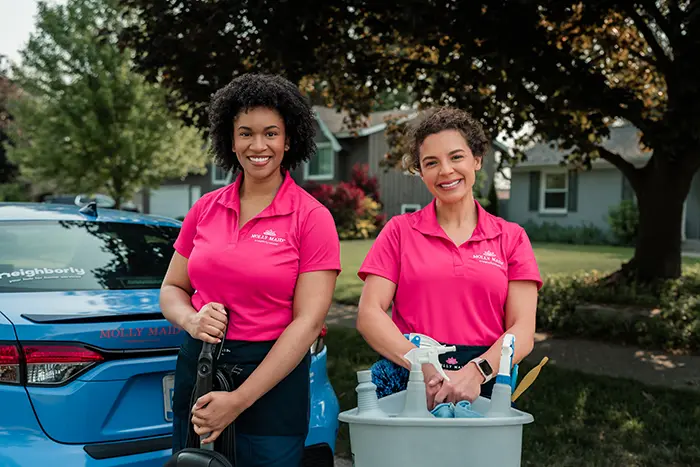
[{"xmin": 171, "ymin": 334, "xmax": 310, "ymax": 466}]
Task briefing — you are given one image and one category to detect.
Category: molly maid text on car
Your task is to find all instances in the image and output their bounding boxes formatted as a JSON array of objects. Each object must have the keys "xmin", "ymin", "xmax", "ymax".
[{"xmin": 0, "ymin": 202, "xmax": 339, "ymax": 467}]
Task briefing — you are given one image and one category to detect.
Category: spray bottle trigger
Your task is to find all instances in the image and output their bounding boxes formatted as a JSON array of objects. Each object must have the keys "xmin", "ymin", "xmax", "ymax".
[{"xmin": 429, "ymin": 352, "xmax": 450, "ymax": 381}]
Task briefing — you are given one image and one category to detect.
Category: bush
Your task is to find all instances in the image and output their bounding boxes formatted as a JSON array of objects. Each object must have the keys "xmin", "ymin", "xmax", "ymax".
[
  {"xmin": 0, "ymin": 181, "xmax": 30, "ymax": 202},
  {"xmin": 536, "ymin": 265, "xmax": 700, "ymax": 353},
  {"xmin": 607, "ymin": 200, "xmax": 639, "ymax": 246},
  {"xmin": 522, "ymin": 220, "xmax": 611, "ymax": 245},
  {"xmin": 303, "ymin": 164, "xmax": 386, "ymax": 240}
]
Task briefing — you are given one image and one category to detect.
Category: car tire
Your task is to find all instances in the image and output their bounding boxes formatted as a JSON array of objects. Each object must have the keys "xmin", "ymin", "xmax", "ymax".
[{"xmin": 302, "ymin": 443, "xmax": 334, "ymax": 467}]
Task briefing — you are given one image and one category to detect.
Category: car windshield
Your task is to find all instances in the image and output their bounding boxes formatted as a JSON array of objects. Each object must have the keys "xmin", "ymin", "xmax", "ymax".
[{"xmin": 0, "ymin": 220, "xmax": 179, "ymax": 293}]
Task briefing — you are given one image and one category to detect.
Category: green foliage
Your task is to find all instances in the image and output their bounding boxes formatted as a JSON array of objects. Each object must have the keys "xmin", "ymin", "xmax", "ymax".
[
  {"xmin": 608, "ymin": 200, "xmax": 640, "ymax": 246},
  {"xmin": 485, "ymin": 182, "xmax": 499, "ymax": 217},
  {"xmin": 537, "ymin": 265, "xmax": 700, "ymax": 353},
  {"xmin": 522, "ymin": 220, "xmax": 611, "ymax": 245},
  {"xmin": 3, "ymin": 0, "xmax": 208, "ymax": 208},
  {"xmin": 0, "ymin": 182, "xmax": 30, "ymax": 202},
  {"xmin": 0, "ymin": 56, "xmax": 18, "ymax": 184}
]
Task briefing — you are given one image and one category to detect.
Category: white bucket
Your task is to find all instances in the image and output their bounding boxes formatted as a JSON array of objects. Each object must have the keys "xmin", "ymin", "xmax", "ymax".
[{"xmin": 338, "ymin": 389, "xmax": 534, "ymax": 467}]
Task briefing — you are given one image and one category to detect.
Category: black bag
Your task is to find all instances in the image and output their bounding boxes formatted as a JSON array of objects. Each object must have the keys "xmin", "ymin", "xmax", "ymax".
[{"xmin": 165, "ymin": 341, "xmax": 237, "ymax": 467}]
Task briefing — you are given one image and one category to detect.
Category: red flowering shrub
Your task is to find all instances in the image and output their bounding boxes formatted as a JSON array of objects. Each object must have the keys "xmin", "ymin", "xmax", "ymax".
[{"xmin": 303, "ymin": 164, "xmax": 385, "ymax": 239}]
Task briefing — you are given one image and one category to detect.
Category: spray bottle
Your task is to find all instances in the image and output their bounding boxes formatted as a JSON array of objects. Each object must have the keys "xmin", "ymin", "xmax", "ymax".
[
  {"xmin": 485, "ymin": 333, "xmax": 516, "ymax": 418},
  {"xmin": 398, "ymin": 343, "xmax": 456, "ymax": 418}
]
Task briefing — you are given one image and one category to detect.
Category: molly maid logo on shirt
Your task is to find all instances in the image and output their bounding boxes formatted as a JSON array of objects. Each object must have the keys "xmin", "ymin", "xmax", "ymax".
[
  {"xmin": 472, "ymin": 250, "xmax": 504, "ymax": 268},
  {"xmin": 251, "ymin": 228, "xmax": 287, "ymax": 245}
]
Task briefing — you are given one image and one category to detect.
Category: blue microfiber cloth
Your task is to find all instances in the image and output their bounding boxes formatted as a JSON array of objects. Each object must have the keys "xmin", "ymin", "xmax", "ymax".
[
  {"xmin": 454, "ymin": 400, "xmax": 483, "ymax": 418},
  {"xmin": 431, "ymin": 402, "xmax": 454, "ymax": 418},
  {"xmin": 430, "ymin": 401, "xmax": 484, "ymax": 418}
]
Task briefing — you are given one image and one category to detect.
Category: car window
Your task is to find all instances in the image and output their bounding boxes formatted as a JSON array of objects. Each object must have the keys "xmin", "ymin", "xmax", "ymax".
[{"xmin": 0, "ymin": 220, "xmax": 179, "ymax": 292}]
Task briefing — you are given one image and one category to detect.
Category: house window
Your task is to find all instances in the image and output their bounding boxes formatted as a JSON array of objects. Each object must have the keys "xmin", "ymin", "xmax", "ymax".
[
  {"xmin": 401, "ymin": 204, "xmax": 421, "ymax": 214},
  {"xmin": 211, "ymin": 163, "xmax": 231, "ymax": 186},
  {"xmin": 539, "ymin": 171, "xmax": 568, "ymax": 213},
  {"xmin": 304, "ymin": 143, "xmax": 334, "ymax": 181}
]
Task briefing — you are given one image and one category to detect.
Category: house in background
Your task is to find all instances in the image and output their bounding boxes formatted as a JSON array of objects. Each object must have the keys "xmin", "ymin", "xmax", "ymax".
[
  {"xmin": 141, "ymin": 105, "xmax": 503, "ymax": 220},
  {"xmin": 506, "ymin": 122, "xmax": 700, "ymax": 241}
]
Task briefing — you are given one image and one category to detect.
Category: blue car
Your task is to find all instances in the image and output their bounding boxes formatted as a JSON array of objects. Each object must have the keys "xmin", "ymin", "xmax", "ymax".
[{"xmin": 0, "ymin": 202, "xmax": 339, "ymax": 466}]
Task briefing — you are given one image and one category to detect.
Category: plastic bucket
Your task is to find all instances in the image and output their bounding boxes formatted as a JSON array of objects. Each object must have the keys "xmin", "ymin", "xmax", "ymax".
[{"xmin": 338, "ymin": 390, "xmax": 534, "ymax": 467}]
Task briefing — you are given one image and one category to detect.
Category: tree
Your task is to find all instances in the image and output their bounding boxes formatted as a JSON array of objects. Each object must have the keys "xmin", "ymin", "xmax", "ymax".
[
  {"xmin": 0, "ymin": 55, "xmax": 18, "ymax": 185},
  {"xmin": 4, "ymin": 0, "xmax": 208, "ymax": 208},
  {"xmin": 119, "ymin": 0, "xmax": 699, "ymax": 282}
]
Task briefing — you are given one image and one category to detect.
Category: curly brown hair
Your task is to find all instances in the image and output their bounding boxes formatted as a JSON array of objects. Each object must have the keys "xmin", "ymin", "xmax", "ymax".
[
  {"xmin": 208, "ymin": 73, "xmax": 317, "ymax": 174},
  {"xmin": 403, "ymin": 107, "xmax": 490, "ymax": 173}
]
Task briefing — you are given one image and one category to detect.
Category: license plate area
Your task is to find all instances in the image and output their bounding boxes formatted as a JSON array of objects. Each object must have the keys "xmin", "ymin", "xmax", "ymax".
[{"xmin": 162, "ymin": 374, "xmax": 174, "ymax": 422}]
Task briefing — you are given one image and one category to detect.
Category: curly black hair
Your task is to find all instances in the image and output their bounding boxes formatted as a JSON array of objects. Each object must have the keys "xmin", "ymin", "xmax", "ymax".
[
  {"xmin": 404, "ymin": 107, "xmax": 490, "ymax": 174},
  {"xmin": 208, "ymin": 73, "xmax": 317, "ymax": 173}
]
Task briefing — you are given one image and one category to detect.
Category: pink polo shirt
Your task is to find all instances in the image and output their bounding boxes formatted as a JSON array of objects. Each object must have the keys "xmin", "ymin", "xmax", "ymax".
[
  {"xmin": 358, "ymin": 199, "xmax": 542, "ymax": 346},
  {"xmin": 174, "ymin": 171, "xmax": 341, "ymax": 341}
]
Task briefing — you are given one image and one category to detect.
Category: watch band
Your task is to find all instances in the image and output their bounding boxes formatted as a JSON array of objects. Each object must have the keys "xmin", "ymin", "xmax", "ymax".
[{"xmin": 469, "ymin": 357, "xmax": 494, "ymax": 384}]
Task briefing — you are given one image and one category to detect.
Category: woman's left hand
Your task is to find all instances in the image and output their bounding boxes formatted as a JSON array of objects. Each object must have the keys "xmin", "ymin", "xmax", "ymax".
[
  {"xmin": 191, "ymin": 391, "xmax": 250, "ymax": 445},
  {"xmin": 433, "ymin": 363, "xmax": 483, "ymax": 405}
]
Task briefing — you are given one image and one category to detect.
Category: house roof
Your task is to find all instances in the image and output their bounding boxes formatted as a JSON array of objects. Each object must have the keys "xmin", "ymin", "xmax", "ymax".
[
  {"xmin": 516, "ymin": 123, "xmax": 651, "ymax": 168},
  {"xmin": 313, "ymin": 105, "xmax": 416, "ymax": 138}
]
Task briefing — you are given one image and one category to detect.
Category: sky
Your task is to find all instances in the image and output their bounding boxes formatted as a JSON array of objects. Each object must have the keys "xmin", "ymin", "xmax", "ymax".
[{"xmin": 0, "ymin": 0, "xmax": 66, "ymax": 66}]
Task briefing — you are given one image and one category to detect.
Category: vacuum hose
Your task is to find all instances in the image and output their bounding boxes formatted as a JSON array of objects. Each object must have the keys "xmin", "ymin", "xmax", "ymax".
[{"xmin": 194, "ymin": 342, "xmax": 216, "ymax": 450}]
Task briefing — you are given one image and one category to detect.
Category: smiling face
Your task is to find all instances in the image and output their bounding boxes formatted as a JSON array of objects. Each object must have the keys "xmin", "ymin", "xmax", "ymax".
[
  {"xmin": 232, "ymin": 107, "xmax": 289, "ymax": 181},
  {"xmin": 418, "ymin": 129, "xmax": 482, "ymax": 204}
]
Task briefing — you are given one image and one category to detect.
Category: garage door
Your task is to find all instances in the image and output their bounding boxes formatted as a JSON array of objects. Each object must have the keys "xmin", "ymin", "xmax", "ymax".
[{"xmin": 149, "ymin": 185, "xmax": 201, "ymax": 219}]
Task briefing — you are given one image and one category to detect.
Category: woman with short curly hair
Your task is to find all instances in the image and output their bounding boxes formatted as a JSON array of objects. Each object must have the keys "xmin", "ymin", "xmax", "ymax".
[
  {"xmin": 356, "ymin": 106, "xmax": 542, "ymax": 415},
  {"xmin": 161, "ymin": 73, "xmax": 340, "ymax": 466}
]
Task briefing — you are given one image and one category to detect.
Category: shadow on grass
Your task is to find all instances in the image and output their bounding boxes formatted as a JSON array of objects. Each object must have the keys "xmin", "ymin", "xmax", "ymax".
[{"xmin": 326, "ymin": 326, "xmax": 700, "ymax": 467}]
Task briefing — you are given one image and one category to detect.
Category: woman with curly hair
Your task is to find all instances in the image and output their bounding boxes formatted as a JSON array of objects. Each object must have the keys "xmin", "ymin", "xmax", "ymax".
[
  {"xmin": 161, "ymin": 73, "xmax": 340, "ymax": 465},
  {"xmin": 356, "ymin": 107, "xmax": 542, "ymax": 415}
]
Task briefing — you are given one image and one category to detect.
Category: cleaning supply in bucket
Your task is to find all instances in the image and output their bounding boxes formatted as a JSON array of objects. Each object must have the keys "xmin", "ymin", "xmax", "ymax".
[
  {"xmin": 512, "ymin": 356, "xmax": 549, "ymax": 402},
  {"xmin": 355, "ymin": 370, "xmax": 385, "ymax": 417},
  {"xmin": 370, "ymin": 333, "xmax": 453, "ymax": 399},
  {"xmin": 431, "ymin": 400, "xmax": 484, "ymax": 418},
  {"xmin": 485, "ymin": 333, "xmax": 516, "ymax": 418},
  {"xmin": 398, "ymin": 342, "xmax": 456, "ymax": 418}
]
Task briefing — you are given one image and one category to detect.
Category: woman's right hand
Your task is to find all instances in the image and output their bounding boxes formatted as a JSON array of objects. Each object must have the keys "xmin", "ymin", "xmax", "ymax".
[
  {"xmin": 422, "ymin": 363, "xmax": 444, "ymax": 410},
  {"xmin": 184, "ymin": 302, "xmax": 228, "ymax": 344}
]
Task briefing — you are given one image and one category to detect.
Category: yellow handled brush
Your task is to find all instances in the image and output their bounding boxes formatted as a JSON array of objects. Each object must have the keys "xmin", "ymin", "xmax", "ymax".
[{"xmin": 511, "ymin": 356, "xmax": 548, "ymax": 402}]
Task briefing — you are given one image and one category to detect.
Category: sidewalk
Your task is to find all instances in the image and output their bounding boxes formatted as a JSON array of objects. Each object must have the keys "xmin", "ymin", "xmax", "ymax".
[{"xmin": 326, "ymin": 303, "xmax": 700, "ymax": 392}]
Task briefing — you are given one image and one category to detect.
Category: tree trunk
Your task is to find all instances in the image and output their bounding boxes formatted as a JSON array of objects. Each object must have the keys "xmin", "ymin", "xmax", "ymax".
[{"xmin": 618, "ymin": 160, "xmax": 695, "ymax": 283}]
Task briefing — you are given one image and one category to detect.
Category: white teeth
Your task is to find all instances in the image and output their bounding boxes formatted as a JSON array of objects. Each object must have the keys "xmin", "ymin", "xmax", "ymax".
[
  {"xmin": 249, "ymin": 157, "xmax": 270, "ymax": 162},
  {"xmin": 440, "ymin": 180, "xmax": 460, "ymax": 188}
]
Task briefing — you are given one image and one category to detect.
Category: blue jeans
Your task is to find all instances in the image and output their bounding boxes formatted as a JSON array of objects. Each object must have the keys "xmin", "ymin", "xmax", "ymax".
[{"xmin": 172, "ymin": 334, "xmax": 309, "ymax": 466}]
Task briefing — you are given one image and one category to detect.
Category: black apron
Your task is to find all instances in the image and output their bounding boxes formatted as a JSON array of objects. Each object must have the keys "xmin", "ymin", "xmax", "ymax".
[{"xmin": 171, "ymin": 333, "xmax": 310, "ymax": 451}]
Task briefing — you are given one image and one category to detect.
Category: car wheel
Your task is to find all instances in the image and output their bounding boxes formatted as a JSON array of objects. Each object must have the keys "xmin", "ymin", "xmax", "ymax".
[{"xmin": 302, "ymin": 443, "xmax": 334, "ymax": 467}]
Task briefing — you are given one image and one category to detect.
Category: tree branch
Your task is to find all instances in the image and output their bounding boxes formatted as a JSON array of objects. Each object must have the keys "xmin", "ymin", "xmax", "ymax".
[
  {"xmin": 639, "ymin": 0, "xmax": 676, "ymax": 41},
  {"xmin": 627, "ymin": 6, "xmax": 673, "ymax": 72},
  {"xmin": 595, "ymin": 144, "xmax": 640, "ymax": 183}
]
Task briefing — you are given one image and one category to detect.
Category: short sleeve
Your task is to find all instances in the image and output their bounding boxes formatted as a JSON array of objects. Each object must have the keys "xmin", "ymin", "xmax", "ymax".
[
  {"xmin": 173, "ymin": 199, "xmax": 202, "ymax": 259},
  {"xmin": 508, "ymin": 227, "xmax": 543, "ymax": 290},
  {"xmin": 357, "ymin": 217, "xmax": 401, "ymax": 284},
  {"xmin": 299, "ymin": 207, "xmax": 342, "ymax": 274}
]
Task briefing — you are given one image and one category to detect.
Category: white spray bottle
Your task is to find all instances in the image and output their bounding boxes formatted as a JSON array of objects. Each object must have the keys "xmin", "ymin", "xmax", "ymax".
[
  {"xmin": 398, "ymin": 343, "xmax": 456, "ymax": 418},
  {"xmin": 486, "ymin": 333, "xmax": 516, "ymax": 418}
]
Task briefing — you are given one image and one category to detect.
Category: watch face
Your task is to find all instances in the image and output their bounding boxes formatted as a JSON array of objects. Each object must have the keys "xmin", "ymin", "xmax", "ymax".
[{"xmin": 478, "ymin": 360, "xmax": 493, "ymax": 376}]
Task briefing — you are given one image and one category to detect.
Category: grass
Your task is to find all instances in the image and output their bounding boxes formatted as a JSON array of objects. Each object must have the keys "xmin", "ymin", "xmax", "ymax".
[
  {"xmin": 334, "ymin": 240, "xmax": 700, "ymax": 304},
  {"xmin": 327, "ymin": 326, "xmax": 700, "ymax": 466}
]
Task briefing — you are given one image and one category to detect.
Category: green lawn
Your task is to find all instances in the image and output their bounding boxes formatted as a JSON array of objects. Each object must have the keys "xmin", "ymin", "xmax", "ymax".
[
  {"xmin": 327, "ymin": 327, "xmax": 700, "ymax": 466},
  {"xmin": 335, "ymin": 240, "xmax": 700, "ymax": 304}
]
